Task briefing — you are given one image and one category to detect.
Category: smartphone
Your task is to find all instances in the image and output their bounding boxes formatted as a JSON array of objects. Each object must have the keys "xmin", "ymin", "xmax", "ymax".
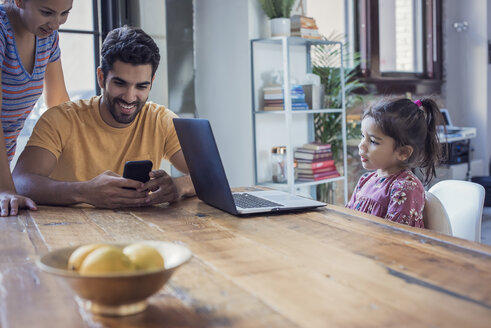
[{"xmin": 123, "ymin": 160, "xmax": 153, "ymax": 189}]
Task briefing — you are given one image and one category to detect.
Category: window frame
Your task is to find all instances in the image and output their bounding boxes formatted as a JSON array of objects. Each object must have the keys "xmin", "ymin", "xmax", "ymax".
[
  {"xmin": 58, "ymin": 0, "xmax": 101, "ymax": 95},
  {"xmin": 354, "ymin": 0, "xmax": 443, "ymax": 94},
  {"xmin": 58, "ymin": 0, "xmax": 135, "ymax": 95}
]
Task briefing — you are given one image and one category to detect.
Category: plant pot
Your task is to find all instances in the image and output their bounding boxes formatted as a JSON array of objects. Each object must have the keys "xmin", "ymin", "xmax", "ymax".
[{"xmin": 270, "ymin": 18, "xmax": 290, "ymax": 37}]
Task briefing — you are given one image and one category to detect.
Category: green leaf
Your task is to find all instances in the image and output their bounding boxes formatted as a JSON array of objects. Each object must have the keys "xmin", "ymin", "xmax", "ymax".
[
  {"xmin": 312, "ymin": 34, "xmax": 367, "ymax": 202},
  {"xmin": 259, "ymin": 0, "xmax": 294, "ymax": 18}
]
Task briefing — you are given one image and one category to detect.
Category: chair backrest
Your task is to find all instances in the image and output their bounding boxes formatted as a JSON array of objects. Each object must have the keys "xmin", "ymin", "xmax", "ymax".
[
  {"xmin": 428, "ymin": 180, "xmax": 485, "ymax": 242},
  {"xmin": 423, "ymin": 191, "xmax": 452, "ymax": 235}
]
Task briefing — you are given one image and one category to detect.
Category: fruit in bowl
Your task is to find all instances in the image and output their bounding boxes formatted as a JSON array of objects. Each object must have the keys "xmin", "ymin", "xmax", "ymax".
[
  {"xmin": 67, "ymin": 242, "xmax": 165, "ymax": 275},
  {"xmin": 123, "ymin": 243, "xmax": 165, "ymax": 271},
  {"xmin": 37, "ymin": 241, "xmax": 192, "ymax": 316}
]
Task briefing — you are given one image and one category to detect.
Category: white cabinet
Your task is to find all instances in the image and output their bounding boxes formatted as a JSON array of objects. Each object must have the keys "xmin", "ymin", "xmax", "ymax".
[{"xmin": 250, "ymin": 37, "xmax": 348, "ymax": 203}]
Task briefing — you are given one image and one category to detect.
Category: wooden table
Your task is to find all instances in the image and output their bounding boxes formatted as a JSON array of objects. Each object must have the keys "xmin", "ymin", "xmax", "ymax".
[{"xmin": 1, "ymin": 196, "xmax": 490, "ymax": 327}]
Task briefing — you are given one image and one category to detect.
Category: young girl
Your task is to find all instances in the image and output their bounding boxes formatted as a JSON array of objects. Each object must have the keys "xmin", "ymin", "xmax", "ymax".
[
  {"xmin": 0, "ymin": 0, "xmax": 71, "ymax": 216},
  {"xmin": 346, "ymin": 98, "xmax": 444, "ymax": 227}
]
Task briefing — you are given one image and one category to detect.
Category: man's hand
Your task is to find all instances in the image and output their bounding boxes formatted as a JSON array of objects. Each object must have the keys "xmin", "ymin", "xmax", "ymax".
[
  {"xmin": 138, "ymin": 170, "xmax": 181, "ymax": 205},
  {"xmin": 0, "ymin": 192, "xmax": 37, "ymax": 216},
  {"xmin": 81, "ymin": 171, "xmax": 149, "ymax": 208}
]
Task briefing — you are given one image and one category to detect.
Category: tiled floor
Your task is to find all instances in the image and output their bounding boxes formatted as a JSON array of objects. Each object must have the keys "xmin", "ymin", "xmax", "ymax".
[{"xmin": 481, "ymin": 207, "xmax": 491, "ymax": 245}]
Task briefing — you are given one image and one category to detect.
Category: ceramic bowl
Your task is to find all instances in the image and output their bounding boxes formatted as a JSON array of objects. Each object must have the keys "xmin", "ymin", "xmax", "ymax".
[{"xmin": 37, "ymin": 241, "xmax": 192, "ymax": 316}]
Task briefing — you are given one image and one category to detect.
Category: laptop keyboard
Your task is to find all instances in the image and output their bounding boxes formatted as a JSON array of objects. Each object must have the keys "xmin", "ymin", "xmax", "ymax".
[{"xmin": 233, "ymin": 193, "xmax": 283, "ymax": 209}]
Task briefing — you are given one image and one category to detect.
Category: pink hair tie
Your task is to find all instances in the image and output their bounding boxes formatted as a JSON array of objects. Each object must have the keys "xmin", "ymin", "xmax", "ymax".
[{"xmin": 413, "ymin": 99, "xmax": 422, "ymax": 107}]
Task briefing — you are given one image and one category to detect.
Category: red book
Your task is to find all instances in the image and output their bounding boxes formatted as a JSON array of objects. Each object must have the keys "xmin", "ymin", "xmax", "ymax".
[
  {"xmin": 295, "ymin": 147, "xmax": 332, "ymax": 154},
  {"xmin": 294, "ymin": 150, "xmax": 333, "ymax": 161},
  {"xmin": 297, "ymin": 172, "xmax": 341, "ymax": 181},
  {"xmin": 296, "ymin": 157, "xmax": 334, "ymax": 163},
  {"xmin": 296, "ymin": 159, "xmax": 335, "ymax": 170},
  {"xmin": 298, "ymin": 169, "xmax": 339, "ymax": 178},
  {"xmin": 296, "ymin": 165, "xmax": 337, "ymax": 175}
]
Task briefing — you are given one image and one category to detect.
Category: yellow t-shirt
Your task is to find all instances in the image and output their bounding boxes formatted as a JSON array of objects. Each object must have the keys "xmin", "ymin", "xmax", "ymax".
[{"xmin": 26, "ymin": 96, "xmax": 181, "ymax": 182}]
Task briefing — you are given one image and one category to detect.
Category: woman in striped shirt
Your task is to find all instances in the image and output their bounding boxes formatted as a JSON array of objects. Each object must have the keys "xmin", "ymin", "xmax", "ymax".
[{"xmin": 1, "ymin": 0, "xmax": 72, "ymax": 216}]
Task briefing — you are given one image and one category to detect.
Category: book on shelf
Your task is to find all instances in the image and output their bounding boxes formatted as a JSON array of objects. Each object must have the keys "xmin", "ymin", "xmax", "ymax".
[
  {"xmin": 264, "ymin": 103, "xmax": 310, "ymax": 111},
  {"xmin": 297, "ymin": 171, "xmax": 341, "ymax": 181},
  {"xmin": 264, "ymin": 94, "xmax": 306, "ymax": 101},
  {"xmin": 262, "ymin": 84, "xmax": 309, "ymax": 111},
  {"xmin": 295, "ymin": 147, "xmax": 331, "ymax": 154},
  {"xmin": 264, "ymin": 98, "xmax": 307, "ymax": 104},
  {"xmin": 290, "ymin": 15, "xmax": 321, "ymax": 40},
  {"xmin": 296, "ymin": 159, "xmax": 335, "ymax": 170},
  {"xmin": 291, "ymin": 33, "xmax": 322, "ymax": 40},
  {"xmin": 302, "ymin": 142, "xmax": 331, "ymax": 151},
  {"xmin": 296, "ymin": 165, "xmax": 337, "ymax": 175},
  {"xmin": 294, "ymin": 151, "xmax": 332, "ymax": 160},
  {"xmin": 291, "ymin": 28, "xmax": 321, "ymax": 39},
  {"xmin": 298, "ymin": 169, "xmax": 339, "ymax": 179},
  {"xmin": 290, "ymin": 15, "xmax": 318, "ymax": 30},
  {"xmin": 263, "ymin": 84, "xmax": 305, "ymax": 94}
]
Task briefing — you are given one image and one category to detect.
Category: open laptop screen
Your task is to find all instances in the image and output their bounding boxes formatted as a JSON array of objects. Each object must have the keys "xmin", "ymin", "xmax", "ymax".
[
  {"xmin": 439, "ymin": 109, "xmax": 452, "ymax": 126},
  {"xmin": 173, "ymin": 118, "xmax": 239, "ymax": 215}
]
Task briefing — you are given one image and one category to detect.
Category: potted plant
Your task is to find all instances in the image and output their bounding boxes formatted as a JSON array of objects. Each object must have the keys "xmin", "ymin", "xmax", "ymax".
[
  {"xmin": 259, "ymin": 0, "xmax": 295, "ymax": 37},
  {"xmin": 311, "ymin": 33, "xmax": 366, "ymax": 203}
]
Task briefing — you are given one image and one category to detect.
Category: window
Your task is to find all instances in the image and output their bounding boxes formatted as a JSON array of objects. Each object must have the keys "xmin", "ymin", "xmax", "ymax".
[
  {"xmin": 379, "ymin": 0, "xmax": 423, "ymax": 73},
  {"xmin": 354, "ymin": 0, "xmax": 442, "ymax": 94},
  {"xmin": 59, "ymin": 0, "xmax": 100, "ymax": 99}
]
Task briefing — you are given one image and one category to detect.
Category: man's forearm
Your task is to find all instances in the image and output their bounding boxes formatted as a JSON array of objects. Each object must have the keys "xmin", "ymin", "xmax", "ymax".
[
  {"xmin": 14, "ymin": 173, "xmax": 87, "ymax": 205},
  {"xmin": 173, "ymin": 175, "xmax": 195, "ymax": 199}
]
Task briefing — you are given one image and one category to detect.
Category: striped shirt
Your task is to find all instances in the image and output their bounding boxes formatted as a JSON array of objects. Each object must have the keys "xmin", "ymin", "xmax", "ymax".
[{"xmin": 0, "ymin": 5, "xmax": 61, "ymax": 162}]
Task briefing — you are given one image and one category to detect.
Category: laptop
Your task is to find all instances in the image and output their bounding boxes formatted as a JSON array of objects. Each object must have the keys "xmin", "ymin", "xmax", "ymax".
[{"xmin": 173, "ymin": 118, "xmax": 326, "ymax": 215}]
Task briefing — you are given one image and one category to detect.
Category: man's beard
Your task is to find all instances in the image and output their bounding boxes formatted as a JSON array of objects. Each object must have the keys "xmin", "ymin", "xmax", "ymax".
[{"xmin": 105, "ymin": 93, "xmax": 146, "ymax": 124}]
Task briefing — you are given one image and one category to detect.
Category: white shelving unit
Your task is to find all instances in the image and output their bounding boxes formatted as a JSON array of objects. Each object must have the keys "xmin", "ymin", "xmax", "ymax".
[{"xmin": 250, "ymin": 36, "xmax": 348, "ymax": 203}]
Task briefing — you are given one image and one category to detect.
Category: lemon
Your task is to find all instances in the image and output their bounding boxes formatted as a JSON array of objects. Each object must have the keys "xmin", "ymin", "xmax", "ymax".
[
  {"xmin": 123, "ymin": 243, "xmax": 164, "ymax": 271},
  {"xmin": 67, "ymin": 243, "xmax": 105, "ymax": 271},
  {"xmin": 79, "ymin": 246, "xmax": 134, "ymax": 275}
]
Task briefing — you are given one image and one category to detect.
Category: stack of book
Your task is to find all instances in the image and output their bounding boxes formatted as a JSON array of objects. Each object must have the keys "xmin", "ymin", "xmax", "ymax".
[
  {"xmin": 294, "ymin": 142, "xmax": 340, "ymax": 181},
  {"xmin": 290, "ymin": 15, "xmax": 321, "ymax": 40},
  {"xmin": 263, "ymin": 84, "xmax": 309, "ymax": 111}
]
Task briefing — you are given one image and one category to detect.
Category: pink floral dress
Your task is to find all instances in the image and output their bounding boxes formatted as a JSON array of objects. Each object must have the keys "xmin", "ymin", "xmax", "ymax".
[{"xmin": 346, "ymin": 169, "xmax": 425, "ymax": 228}]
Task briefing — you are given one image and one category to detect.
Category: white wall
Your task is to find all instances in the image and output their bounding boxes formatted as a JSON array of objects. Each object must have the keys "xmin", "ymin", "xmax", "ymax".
[
  {"xmin": 442, "ymin": 0, "xmax": 490, "ymax": 175},
  {"xmin": 306, "ymin": 0, "xmax": 344, "ymax": 37},
  {"xmin": 194, "ymin": 0, "xmax": 254, "ymax": 187}
]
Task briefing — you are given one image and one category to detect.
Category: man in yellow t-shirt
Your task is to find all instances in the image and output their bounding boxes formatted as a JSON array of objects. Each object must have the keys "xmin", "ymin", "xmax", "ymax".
[{"xmin": 13, "ymin": 26, "xmax": 195, "ymax": 208}]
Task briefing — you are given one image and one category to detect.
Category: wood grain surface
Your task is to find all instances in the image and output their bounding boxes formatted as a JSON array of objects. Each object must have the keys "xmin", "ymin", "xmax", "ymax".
[{"xmin": 0, "ymin": 197, "xmax": 490, "ymax": 327}]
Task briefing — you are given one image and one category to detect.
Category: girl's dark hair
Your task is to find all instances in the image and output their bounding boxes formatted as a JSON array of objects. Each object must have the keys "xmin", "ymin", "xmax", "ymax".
[
  {"xmin": 100, "ymin": 25, "xmax": 160, "ymax": 83},
  {"xmin": 363, "ymin": 97, "xmax": 445, "ymax": 185}
]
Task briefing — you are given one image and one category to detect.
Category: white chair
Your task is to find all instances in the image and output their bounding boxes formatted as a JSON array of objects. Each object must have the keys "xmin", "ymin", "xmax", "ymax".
[
  {"xmin": 423, "ymin": 191, "xmax": 452, "ymax": 236},
  {"xmin": 428, "ymin": 180, "xmax": 485, "ymax": 242}
]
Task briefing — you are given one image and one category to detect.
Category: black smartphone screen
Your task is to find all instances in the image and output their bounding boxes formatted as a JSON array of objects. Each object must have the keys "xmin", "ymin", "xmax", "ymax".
[{"xmin": 123, "ymin": 160, "xmax": 153, "ymax": 188}]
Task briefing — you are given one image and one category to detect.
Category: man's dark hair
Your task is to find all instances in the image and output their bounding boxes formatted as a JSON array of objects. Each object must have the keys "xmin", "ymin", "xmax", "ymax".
[{"xmin": 100, "ymin": 25, "xmax": 160, "ymax": 82}]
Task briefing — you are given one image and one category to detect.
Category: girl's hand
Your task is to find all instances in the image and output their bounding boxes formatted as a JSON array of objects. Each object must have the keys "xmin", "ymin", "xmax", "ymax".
[{"xmin": 0, "ymin": 192, "xmax": 37, "ymax": 216}]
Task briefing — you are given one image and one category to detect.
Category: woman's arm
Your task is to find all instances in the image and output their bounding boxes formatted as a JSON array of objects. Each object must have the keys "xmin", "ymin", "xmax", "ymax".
[
  {"xmin": 43, "ymin": 59, "xmax": 70, "ymax": 108},
  {"xmin": 0, "ymin": 71, "xmax": 37, "ymax": 216}
]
